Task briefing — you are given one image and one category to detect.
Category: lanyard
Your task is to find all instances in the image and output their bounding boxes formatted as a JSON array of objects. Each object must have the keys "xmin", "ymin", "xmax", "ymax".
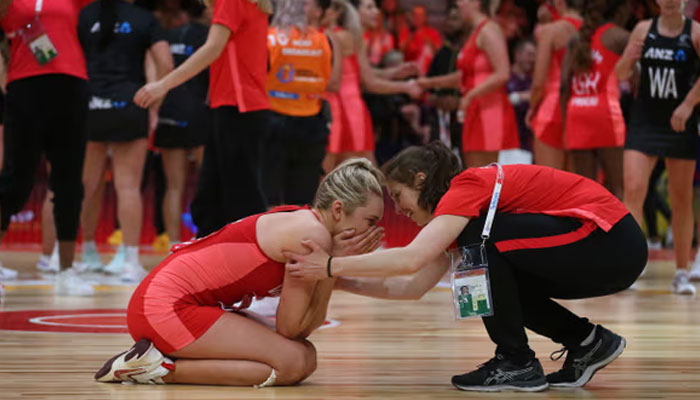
[
  {"xmin": 481, "ymin": 163, "xmax": 504, "ymax": 241},
  {"xmin": 6, "ymin": 0, "xmax": 45, "ymax": 38}
]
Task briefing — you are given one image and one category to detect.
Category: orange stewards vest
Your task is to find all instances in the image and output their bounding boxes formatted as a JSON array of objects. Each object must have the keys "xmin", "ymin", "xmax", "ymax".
[{"xmin": 267, "ymin": 26, "xmax": 332, "ymax": 117}]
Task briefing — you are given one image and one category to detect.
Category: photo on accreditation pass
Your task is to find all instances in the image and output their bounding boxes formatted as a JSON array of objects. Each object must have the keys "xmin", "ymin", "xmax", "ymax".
[{"xmin": 453, "ymin": 269, "xmax": 493, "ymax": 319}]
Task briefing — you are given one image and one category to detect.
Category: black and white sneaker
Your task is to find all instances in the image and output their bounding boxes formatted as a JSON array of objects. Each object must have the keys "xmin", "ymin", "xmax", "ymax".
[
  {"xmin": 547, "ymin": 325, "xmax": 626, "ymax": 388},
  {"xmin": 451, "ymin": 354, "xmax": 548, "ymax": 392}
]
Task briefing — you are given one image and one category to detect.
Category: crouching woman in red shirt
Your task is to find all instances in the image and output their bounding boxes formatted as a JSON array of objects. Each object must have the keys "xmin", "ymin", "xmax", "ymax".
[
  {"xmin": 94, "ymin": 159, "xmax": 386, "ymax": 387},
  {"xmin": 285, "ymin": 141, "xmax": 647, "ymax": 392}
]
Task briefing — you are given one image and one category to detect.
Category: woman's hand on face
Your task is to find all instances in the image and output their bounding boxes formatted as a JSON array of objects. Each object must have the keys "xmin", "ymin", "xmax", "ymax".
[
  {"xmin": 332, "ymin": 226, "xmax": 384, "ymax": 256},
  {"xmin": 284, "ymin": 240, "xmax": 332, "ymax": 281}
]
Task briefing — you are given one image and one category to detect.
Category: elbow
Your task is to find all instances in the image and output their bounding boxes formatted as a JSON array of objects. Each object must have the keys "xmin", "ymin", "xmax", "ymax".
[{"xmin": 495, "ymin": 72, "xmax": 509, "ymax": 87}]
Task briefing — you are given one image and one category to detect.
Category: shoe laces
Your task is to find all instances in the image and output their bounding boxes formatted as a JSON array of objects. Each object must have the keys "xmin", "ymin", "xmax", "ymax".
[{"xmin": 550, "ymin": 347, "xmax": 568, "ymax": 362}]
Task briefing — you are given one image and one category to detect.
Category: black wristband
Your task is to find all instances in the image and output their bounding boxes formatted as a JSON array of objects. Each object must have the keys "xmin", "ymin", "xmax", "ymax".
[{"xmin": 326, "ymin": 256, "xmax": 334, "ymax": 278}]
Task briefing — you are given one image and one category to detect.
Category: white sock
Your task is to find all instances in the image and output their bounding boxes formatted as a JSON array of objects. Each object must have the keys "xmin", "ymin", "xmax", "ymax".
[
  {"xmin": 39, "ymin": 254, "xmax": 51, "ymax": 264},
  {"xmin": 126, "ymin": 246, "xmax": 139, "ymax": 265},
  {"xmin": 676, "ymin": 269, "xmax": 689, "ymax": 278},
  {"xmin": 580, "ymin": 326, "xmax": 596, "ymax": 347},
  {"xmin": 83, "ymin": 241, "xmax": 97, "ymax": 254}
]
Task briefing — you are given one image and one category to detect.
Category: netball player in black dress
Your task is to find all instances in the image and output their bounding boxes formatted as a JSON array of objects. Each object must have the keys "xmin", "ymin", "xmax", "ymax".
[{"xmin": 617, "ymin": 0, "xmax": 700, "ymax": 295}]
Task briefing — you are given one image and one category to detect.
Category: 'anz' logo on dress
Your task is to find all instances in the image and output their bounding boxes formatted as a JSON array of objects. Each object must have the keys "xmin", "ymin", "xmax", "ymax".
[
  {"xmin": 89, "ymin": 96, "xmax": 128, "ymax": 110},
  {"xmin": 170, "ymin": 43, "xmax": 195, "ymax": 56},
  {"xmin": 644, "ymin": 47, "xmax": 687, "ymax": 62},
  {"xmin": 89, "ymin": 21, "xmax": 133, "ymax": 34}
]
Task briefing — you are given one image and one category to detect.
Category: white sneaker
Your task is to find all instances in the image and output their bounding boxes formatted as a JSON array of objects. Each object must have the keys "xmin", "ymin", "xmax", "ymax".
[
  {"xmin": 54, "ymin": 268, "xmax": 95, "ymax": 296},
  {"xmin": 81, "ymin": 248, "xmax": 104, "ymax": 272},
  {"xmin": 672, "ymin": 270, "xmax": 696, "ymax": 295},
  {"xmin": 120, "ymin": 263, "xmax": 148, "ymax": 283},
  {"xmin": 94, "ymin": 339, "xmax": 173, "ymax": 384},
  {"xmin": 0, "ymin": 264, "xmax": 18, "ymax": 280},
  {"xmin": 689, "ymin": 258, "xmax": 700, "ymax": 281},
  {"xmin": 646, "ymin": 239, "xmax": 662, "ymax": 250},
  {"xmin": 104, "ymin": 246, "xmax": 126, "ymax": 275},
  {"xmin": 36, "ymin": 255, "xmax": 59, "ymax": 274}
]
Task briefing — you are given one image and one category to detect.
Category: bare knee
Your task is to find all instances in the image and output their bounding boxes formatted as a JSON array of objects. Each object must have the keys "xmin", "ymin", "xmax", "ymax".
[{"xmin": 273, "ymin": 341, "xmax": 317, "ymax": 386}]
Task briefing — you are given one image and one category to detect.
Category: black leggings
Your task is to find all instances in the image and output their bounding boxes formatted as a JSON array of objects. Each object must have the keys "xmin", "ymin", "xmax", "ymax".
[
  {"xmin": 0, "ymin": 75, "xmax": 88, "ymax": 240},
  {"xmin": 191, "ymin": 106, "xmax": 268, "ymax": 237},
  {"xmin": 261, "ymin": 111, "xmax": 328, "ymax": 206},
  {"xmin": 457, "ymin": 213, "xmax": 647, "ymax": 362}
]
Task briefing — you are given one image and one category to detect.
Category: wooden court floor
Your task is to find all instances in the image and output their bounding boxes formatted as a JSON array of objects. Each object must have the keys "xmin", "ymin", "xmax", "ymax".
[{"xmin": 1, "ymin": 250, "xmax": 700, "ymax": 399}]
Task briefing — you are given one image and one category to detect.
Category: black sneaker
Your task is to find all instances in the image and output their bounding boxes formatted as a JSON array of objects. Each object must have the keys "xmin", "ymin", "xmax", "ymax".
[
  {"xmin": 451, "ymin": 354, "xmax": 548, "ymax": 392},
  {"xmin": 547, "ymin": 325, "xmax": 626, "ymax": 388}
]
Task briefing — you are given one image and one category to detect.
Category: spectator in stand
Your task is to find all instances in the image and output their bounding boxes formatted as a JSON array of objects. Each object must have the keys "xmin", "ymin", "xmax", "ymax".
[
  {"xmin": 426, "ymin": 5, "xmax": 469, "ymax": 151},
  {"xmin": 364, "ymin": 11, "xmax": 395, "ymax": 66},
  {"xmin": 399, "ymin": 5, "xmax": 442, "ymax": 75},
  {"xmin": 505, "ymin": 38, "xmax": 535, "ymax": 163},
  {"xmin": 380, "ymin": 0, "xmax": 406, "ymax": 46}
]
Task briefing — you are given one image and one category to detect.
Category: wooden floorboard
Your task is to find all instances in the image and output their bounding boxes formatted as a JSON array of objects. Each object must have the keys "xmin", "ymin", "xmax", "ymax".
[{"xmin": 1, "ymin": 251, "xmax": 699, "ymax": 399}]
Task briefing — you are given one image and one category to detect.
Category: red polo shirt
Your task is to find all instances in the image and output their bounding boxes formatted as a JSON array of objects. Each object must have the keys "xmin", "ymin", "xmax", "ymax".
[
  {"xmin": 1, "ymin": 0, "xmax": 91, "ymax": 84},
  {"xmin": 434, "ymin": 164, "xmax": 629, "ymax": 232},
  {"xmin": 209, "ymin": 0, "xmax": 269, "ymax": 111}
]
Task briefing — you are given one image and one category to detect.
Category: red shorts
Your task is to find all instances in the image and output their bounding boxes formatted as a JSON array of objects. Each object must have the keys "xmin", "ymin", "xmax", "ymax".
[{"xmin": 127, "ymin": 288, "xmax": 225, "ymax": 355}]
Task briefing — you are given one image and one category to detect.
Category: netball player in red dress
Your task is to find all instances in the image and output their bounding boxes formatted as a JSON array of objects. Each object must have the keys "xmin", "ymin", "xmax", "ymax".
[
  {"xmin": 528, "ymin": 0, "xmax": 582, "ymax": 170},
  {"xmin": 418, "ymin": 0, "xmax": 519, "ymax": 168},
  {"xmin": 94, "ymin": 159, "xmax": 385, "ymax": 387},
  {"xmin": 286, "ymin": 142, "xmax": 646, "ymax": 392},
  {"xmin": 321, "ymin": 0, "xmax": 421, "ymax": 172},
  {"xmin": 560, "ymin": 0, "xmax": 630, "ymax": 198}
]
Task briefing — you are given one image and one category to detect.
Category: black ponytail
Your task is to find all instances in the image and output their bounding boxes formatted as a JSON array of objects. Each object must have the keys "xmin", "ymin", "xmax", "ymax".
[
  {"xmin": 382, "ymin": 141, "xmax": 463, "ymax": 212},
  {"xmin": 98, "ymin": 0, "xmax": 118, "ymax": 51}
]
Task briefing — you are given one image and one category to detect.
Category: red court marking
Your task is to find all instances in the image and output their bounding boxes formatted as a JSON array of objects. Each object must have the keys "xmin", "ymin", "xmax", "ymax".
[{"xmin": 0, "ymin": 309, "xmax": 339, "ymax": 333}]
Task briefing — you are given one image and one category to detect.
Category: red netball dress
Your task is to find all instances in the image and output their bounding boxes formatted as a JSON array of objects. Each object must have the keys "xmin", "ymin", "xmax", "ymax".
[
  {"xmin": 326, "ymin": 32, "xmax": 375, "ymax": 154},
  {"xmin": 531, "ymin": 17, "xmax": 583, "ymax": 149},
  {"xmin": 457, "ymin": 19, "xmax": 519, "ymax": 152},
  {"xmin": 127, "ymin": 205, "xmax": 304, "ymax": 354},
  {"xmin": 565, "ymin": 23, "xmax": 625, "ymax": 150}
]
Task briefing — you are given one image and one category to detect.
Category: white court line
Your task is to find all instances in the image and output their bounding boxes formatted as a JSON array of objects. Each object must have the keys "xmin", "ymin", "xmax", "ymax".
[{"xmin": 29, "ymin": 313, "xmax": 127, "ymax": 329}]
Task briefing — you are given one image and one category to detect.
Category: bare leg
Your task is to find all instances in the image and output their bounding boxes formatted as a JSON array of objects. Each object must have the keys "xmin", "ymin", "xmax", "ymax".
[
  {"xmin": 570, "ymin": 150, "xmax": 597, "ymax": 181},
  {"xmin": 463, "ymin": 151, "xmax": 499, "ymax": 168},
  {"xmin": 623, "ymin": 149, "xmax": 658, "ymax": 227},
  {"xmin": 80, "ymin": 142, "xmax": 109, "ymax": 242},
  {"xmin": 599, "ymin": 147, "xmax": 624, "ymax": 199},
  {"xmin": 666, "ymin": 158, "xmax": 696, "ymax": 270},
  {"xmin": 534, "ymin": 138, "xmax": 566, "ymax": 170},
  {"xmin": 111, "ymin": 139, "xmax": 148, "ymax": 248},
  {"xmin": 161, "ymin": 148, "xmax": 188, "ymax": 243},
  {"xmin": 162, "ymin": 312, "xmax": 317, "ymax": 386},
  {"xmin": 41, "ymin": 190, "xmax": 56, "ymax": 256}
]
